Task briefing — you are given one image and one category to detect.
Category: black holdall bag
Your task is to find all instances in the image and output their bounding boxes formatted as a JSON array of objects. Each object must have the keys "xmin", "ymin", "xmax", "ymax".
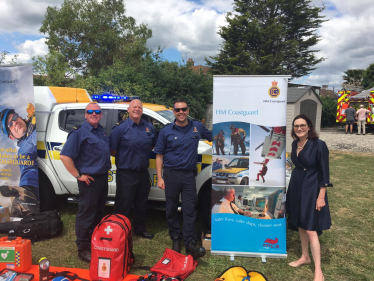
[{"xmin": 13, "ymin": 210, "xmax": 63, "ymax": 241}]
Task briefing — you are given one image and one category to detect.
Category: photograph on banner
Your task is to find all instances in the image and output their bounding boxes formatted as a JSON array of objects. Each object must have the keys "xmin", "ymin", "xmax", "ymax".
[
  {"xmin": 250, "ymin": 124, "xmax": 286, "ymax": 187},
  {"xmin": 212, "ymin": 122, "xmax": 249, "ymax": 156},
  {"xmin": 212, "ymin": 156, "xmax": 249, "ymax": 186},
  {"xmin": 211, "ymin": 185, "xmax": 285, "ymax": 220},
  {"xmin": 0, "ymin": 65, "xmax": 39, "ymax": 218}
]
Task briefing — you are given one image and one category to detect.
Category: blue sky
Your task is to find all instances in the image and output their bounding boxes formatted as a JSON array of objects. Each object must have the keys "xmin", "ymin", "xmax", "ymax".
[{"xmin": 1, "ymin": 0, "xmax": 374, "ymax": 90}]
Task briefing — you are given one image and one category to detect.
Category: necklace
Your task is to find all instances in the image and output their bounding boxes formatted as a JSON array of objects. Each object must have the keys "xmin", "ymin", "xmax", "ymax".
[{"xmin": 297, "ymin": 139, "xmax": 308, "ymax": 149}]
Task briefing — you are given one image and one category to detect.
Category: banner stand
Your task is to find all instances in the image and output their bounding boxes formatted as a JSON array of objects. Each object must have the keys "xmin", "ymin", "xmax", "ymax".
[
  {"xmin": 211, "ymin": 75, "xmax": 291, "ymax": 260},
  {"xmin": 211, "ymin": 251, "xmax": 287, "ymax": 262}
]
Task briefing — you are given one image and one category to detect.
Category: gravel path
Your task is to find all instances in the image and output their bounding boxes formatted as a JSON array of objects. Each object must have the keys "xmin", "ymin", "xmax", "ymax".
[{"xmin": 319, "ymin": 126, "xmax": 374, "ymax": 153}]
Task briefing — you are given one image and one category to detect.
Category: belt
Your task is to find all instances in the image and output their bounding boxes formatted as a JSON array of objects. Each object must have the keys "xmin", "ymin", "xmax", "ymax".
[
  {"xmin": 117, "ymin": 168, "xmax": 147, "ymax": 173},
  {"xmin": 88, "ymin": 172, "xmax": 108, "ymax": 177},
  {"xmin": 164, "ymin": 167, "xmax": 194, "ymax": 172}
]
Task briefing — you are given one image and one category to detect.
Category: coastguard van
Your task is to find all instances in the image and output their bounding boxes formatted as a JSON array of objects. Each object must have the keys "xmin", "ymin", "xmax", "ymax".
[{"xmin": 35, "ymin": 86, "xmax": 212, "ymax": 222}]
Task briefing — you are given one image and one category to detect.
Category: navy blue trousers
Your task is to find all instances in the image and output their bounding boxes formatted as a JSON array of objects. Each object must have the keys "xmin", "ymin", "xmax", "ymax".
[
  {"xmin": 114, "ymin": 169, "xmax": 150, "ymax": 233},
  {"xmin": 76, "ymin": 173, "xmax": 108, "ymax": 251},
  {"xmin": 163, "ymin": 167, "xmax": 197, "ymax": 246}
]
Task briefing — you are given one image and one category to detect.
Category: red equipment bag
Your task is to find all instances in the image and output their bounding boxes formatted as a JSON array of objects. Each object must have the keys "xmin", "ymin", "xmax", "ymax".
[
  {"xmin": 90, "ymin": 214, "xmax": 135, "ymax": 281},
  {"xmin": 150, "ymin": 248, "xmax": 197, "ymax": 280}
]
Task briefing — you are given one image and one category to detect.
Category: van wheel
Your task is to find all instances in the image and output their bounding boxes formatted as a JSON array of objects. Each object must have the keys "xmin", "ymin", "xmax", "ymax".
[
  {"xmin": 240, "ymin": 178, "xmax": 248, "ymax": 185},
  {"xmin": 39, "ymin": 171, "xmax": 57, "ymax": 211}
]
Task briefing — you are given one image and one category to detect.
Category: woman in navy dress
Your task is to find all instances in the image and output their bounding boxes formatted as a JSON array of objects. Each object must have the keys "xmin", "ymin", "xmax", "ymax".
[{"xmin": 286, "ymin": 114, "xmax": 332, "ymax": 281}]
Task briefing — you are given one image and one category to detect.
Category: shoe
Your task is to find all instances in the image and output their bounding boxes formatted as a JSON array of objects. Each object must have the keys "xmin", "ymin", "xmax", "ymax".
[
  {"xmin": 134, "ymin": 230, "xmax": 154, "ymax": 240},
  {"xmin": 345, "ymin": 132, "xmax": 347, "ymax": 134},
  {"xmin": 363, "ymin": 134, "xmax": 366, "ymax": 135},
  {"xmin": 256, "ymin": 179, "xmax": 259, "ymax": 181},
  {"xmin": 186, "ymin": 240, "xmax": 206, "ymax": 259},
  {"xmin": 356, "ymin": 133, "xmax": 360, "ymax": 135},
  {"xmin": 263, "ymin": 179, "xmax": 265, "ymax": 183},
  {"xmin": 172, "ymin": 236, "xmax": 181, "ymax": 253},
  {"xmin": 78, "ymin": 248, "xmax": 91, "ymax": 263}
]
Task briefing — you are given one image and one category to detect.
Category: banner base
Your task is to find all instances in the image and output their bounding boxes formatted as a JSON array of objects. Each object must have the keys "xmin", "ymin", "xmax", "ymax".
[{"xmin": 211, "ymin": 250, "xmax": 287, "ymax": 260}]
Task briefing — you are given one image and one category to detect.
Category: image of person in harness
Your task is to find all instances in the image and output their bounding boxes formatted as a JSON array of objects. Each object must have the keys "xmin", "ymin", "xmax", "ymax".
[
  {"xmin": 230, "ymin": 124, "xmax": 246, "ymax": 155},
  {"xmin": 0, "ymin": 104, "xmax": 39, "ymax": 217},
  {"xmin": 213, "ymin": 129, "xmax": 225, "ymax": 155},
  {"xmin": 255, "ymin": 162, "xmax": 268, "ymax": 183}
]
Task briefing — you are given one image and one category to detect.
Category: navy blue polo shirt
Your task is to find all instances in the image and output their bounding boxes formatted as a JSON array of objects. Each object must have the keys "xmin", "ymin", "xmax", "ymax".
[
  {"xmin": 153, "ymin": 120, "xmax": 212, "ymax": 170},
  {"xmin": 110, "ymin": 118, "xmax": 157, "ymax": 171},
  {"xmin": 61, "ymin": 121, "xmax": 111, "ymax": 175}
]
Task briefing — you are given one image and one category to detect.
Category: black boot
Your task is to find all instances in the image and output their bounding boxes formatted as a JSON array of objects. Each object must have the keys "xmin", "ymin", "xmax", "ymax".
[
  {"xmin": 186, "ymin": 240, "xmax": 206, "ymax": 259},
  {"xmin": 172, "ymin": 236, "xmax": 181, "ymax": 253},
  {"xmin": 78, "ymin": 247, "xmax": 91, "ymax": 263}
]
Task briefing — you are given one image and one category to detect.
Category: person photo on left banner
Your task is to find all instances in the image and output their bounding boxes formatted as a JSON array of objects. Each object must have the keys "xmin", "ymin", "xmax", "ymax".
[{"xmin": 0, "ymin": 105, "xmax": 39, "ymax": 217}]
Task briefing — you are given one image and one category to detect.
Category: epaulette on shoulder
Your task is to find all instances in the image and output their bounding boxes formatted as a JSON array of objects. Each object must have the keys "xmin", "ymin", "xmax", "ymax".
[
  {"xmin": 111, "ymin": 120, "xmax": 125, "ymax": 131},
  {"xmin": 215, "ymin": 202, "xmax": 222, "ymax": 205},
  {"xmin": 67, "ymin": 125, "xmax": 82, "ymax": 139}
]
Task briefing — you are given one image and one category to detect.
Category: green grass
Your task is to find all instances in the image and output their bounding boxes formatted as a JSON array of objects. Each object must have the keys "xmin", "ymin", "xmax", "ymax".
[{"xmin": 3, "ymin": 150, "xmax": 374, "ymax": 280}]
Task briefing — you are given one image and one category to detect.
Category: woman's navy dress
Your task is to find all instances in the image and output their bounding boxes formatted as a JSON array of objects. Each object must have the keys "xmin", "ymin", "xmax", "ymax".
[{"xmin": 286, "ymin": 139, "xmax": 332, "ymax": 231}]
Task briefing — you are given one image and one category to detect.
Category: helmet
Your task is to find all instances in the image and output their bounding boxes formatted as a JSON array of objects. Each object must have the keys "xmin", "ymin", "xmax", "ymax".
[
  {"xmin": 219, "ymin": 129, "xmax": 225, "ymax": 135},
  {"xmin": 229, "ymin": 124, "xmax": 235, "ymax": 130},
  {"xmin": 0, "ymin": 108, "xmax": 15, "ymax": 137}
]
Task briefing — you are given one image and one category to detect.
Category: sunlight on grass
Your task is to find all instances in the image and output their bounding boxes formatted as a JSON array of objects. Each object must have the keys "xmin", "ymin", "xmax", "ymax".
[{"xmin": 1, "ymin": 151, "xmax": 373, "ymax": 280}]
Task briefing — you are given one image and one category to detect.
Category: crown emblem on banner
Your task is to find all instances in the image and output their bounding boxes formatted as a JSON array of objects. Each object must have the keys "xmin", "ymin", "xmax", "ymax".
[{"xmin": 269, "ymin": 80, "xmax": 280, "ymax": 98}]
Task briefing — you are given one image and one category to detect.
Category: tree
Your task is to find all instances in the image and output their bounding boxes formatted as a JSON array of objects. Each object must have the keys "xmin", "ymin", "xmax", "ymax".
[
  {"xmin": 75, "ymin": 50, "xmax": 213, "ymax": 119},
  {"xmin": 0, "ymin": 50, "xmax": 18, "ymax": 65},
  {"xmin": 32, "ymin": 51, "xmax": 76, "ymax": 86},
  {"xmin": 206, "ymin": 0, "xmax": 326, "ymax": 78},
  {"xmin": 39, "ymin": 0, "xmax": 152, "ymax": 76},
  {"xmin": 342, "ymin": 69, "xmax": 364, "ymax": 90},
  {"xmin": 320, "ymin": 96, "xmax": 337, "ymax": 127},
  {"xmin": 362, "ymin": 63, "xmax": 374, "ymax": 89}
]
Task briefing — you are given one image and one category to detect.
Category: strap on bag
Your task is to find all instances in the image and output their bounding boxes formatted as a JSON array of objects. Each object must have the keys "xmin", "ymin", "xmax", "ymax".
[{"xmin": 49, "ymin": 271, "xmax": 90, "ymax": 281}]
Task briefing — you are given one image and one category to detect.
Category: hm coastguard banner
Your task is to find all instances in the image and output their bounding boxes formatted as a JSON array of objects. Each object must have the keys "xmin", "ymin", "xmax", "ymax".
[
  {"xmin": 0, "ymin": 64, "xmax": 39, "ymax": 219},
  {"xmin": 211, "ymin": 75, "xmax": 289, "ymax": 259}
]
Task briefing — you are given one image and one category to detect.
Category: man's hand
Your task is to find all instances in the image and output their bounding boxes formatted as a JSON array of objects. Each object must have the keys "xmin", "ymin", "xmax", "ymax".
[
  {"xmin": 78, "ymin": 174, "xmax": 94, "ymax": 185},
  {"xmin": 158, "ymin": 177, "xmax": 165, "ymax": 190}
]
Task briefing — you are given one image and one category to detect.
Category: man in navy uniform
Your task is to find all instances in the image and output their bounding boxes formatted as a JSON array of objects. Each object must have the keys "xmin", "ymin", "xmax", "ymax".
[
  {"xmin": 110, "ymin": 99, "xmax": 157, "ymax": 239},
  {"xmin": 60, "ymin": 103, "xmax": 111, "ymax": 263},
  {"xmin": 154, "ymin": 99, "xmax": 212, "ymax": 259}
]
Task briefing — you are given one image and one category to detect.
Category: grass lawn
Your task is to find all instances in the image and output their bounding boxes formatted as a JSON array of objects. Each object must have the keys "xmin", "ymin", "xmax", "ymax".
[{"xmin": 4, "ymin": 151, "xmax": 374, "ymax": 280}]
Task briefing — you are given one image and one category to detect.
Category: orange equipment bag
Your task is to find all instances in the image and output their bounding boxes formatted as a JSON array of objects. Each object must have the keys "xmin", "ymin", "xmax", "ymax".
[{"xmin": 0, "ymin": 236, "xmax": 32, "ymax": 272}]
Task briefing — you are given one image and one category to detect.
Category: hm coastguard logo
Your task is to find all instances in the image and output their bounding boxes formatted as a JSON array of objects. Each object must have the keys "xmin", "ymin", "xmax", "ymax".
[{"xmin": 268, "ymin": 80, "xmax": 280, "ymax": 98}]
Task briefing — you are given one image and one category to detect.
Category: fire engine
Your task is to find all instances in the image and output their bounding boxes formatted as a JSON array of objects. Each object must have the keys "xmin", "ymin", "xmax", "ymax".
[{"xmin": 336, "ymin": 90, "xmax": 374, "ymax": 125}]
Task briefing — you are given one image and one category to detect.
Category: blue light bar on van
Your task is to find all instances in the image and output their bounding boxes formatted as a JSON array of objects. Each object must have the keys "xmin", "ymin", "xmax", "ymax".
[{"xmin": 92, "ymin": 94, "xmax": 140, "ymax": 102}]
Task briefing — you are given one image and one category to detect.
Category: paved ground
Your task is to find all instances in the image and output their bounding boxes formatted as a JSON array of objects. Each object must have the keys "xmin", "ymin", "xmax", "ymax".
[{"xmin": 320, "ymin": 125, "xmax": 374, "ymax": 153}]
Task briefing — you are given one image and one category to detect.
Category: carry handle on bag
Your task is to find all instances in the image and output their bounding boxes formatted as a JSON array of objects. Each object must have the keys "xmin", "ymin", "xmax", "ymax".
[{"xmin": 150, "ymin": 248, "xmax": 197, "ymax": 280}]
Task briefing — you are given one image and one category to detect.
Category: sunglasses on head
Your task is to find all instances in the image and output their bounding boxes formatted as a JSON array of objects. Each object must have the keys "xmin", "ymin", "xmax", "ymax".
[
  {"xmin": 86, "ymin": 110, "xmax": 102, "ymax": 115},
  {"xmin": 174, "ymin": 107, "xmax": 188, "ymax": 112},
  {"xmin": 7, "ymin": 113, "xmax": 20, "ymax": 128}
]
